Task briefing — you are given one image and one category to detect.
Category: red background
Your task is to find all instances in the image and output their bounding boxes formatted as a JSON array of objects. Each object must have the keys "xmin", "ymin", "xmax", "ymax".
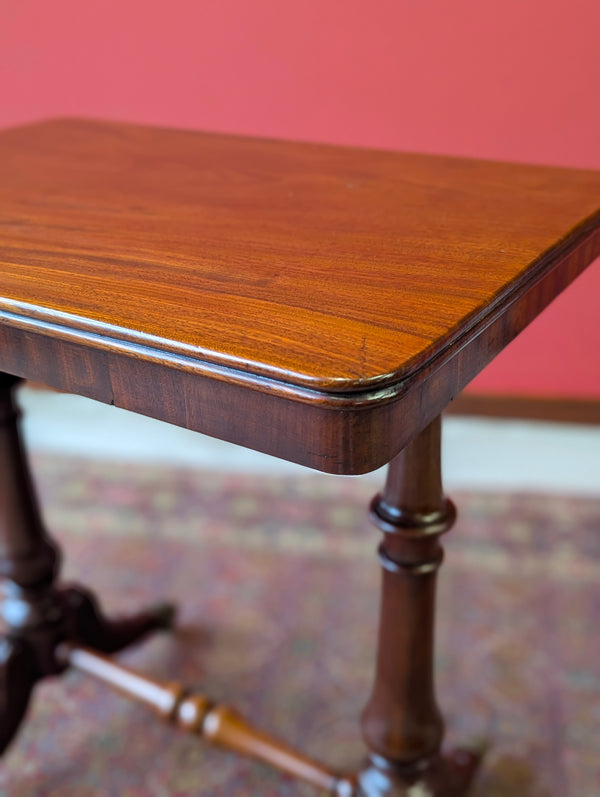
[{"xmin": 1, "ymin": 1, "xmax": 598, "ymax": 397}]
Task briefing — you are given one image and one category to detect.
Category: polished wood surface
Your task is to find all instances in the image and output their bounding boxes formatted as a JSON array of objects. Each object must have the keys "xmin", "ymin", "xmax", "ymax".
[
  {"xmin": 359, "ymin": 417, "xmax": 480, "ymax": 796},
  {"xmin": 0, "ymin": 119, "xmax": 599, "ymax": 472},
  {"xmin": 0, "ymin": 117, "xmax": 598, "ymax": 393},
  {"xmin": 63, "ymin": 645, "xmax": 356, "ymax": 796}
]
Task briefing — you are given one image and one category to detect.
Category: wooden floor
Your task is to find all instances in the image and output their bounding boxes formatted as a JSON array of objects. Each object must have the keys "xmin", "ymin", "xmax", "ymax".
[{"xmin": 448, "ymin": 393, "xmax": 600, "ymax": 425}]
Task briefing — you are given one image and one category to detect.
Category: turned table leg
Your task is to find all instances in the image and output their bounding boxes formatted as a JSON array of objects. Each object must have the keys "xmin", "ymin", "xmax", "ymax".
[
  {"xmin": 358, "ymin": 417, "xmax": 481, "ymax": 796},
  {"xmin": 0, "ymin": 374, "xmax": 175, "ymax": 754}
]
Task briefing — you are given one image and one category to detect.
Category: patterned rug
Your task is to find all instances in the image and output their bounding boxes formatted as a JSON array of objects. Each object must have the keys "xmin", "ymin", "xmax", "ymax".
[{"xmin": 0, "ymin": 455, "xmax": 599, "ymax": 797}]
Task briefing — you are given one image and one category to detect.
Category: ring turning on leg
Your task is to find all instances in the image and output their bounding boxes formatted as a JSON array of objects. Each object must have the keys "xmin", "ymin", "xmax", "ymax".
[{"xmin": 357, "ymin": 417, "xmax": 482, "ymax": 796}]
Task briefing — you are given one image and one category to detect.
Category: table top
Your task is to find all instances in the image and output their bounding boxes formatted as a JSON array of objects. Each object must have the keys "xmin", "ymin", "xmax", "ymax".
[{"xmin": 0, "ymin": 118, "xmax": 599, "ymax": 473}]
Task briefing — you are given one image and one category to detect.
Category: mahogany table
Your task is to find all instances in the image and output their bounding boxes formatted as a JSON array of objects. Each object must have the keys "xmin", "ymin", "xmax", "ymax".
[{"xmin": 0, "ymin": 119, "xmax": 598, "ymax": 796}]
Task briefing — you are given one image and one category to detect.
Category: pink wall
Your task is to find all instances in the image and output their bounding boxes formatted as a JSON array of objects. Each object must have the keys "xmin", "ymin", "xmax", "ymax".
[{"xmin": 1, "ymin": 1, "xmax": 599, "ymax": 397}]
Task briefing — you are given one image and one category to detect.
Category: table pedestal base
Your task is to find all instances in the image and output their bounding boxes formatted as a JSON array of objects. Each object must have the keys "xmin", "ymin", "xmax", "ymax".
[
  {"xmin": 0, "ymin": 585, "xmax": 174, "ymax": 754},
  {"xmin": 0, "ymin": 375, "xmax": 175, "ymax": 756}
]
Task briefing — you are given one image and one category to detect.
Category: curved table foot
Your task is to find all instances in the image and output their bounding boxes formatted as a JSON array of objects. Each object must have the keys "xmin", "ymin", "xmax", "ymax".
[{"xmin": 60, "ymin": 586, "xmax": 176, "ymax": 654}]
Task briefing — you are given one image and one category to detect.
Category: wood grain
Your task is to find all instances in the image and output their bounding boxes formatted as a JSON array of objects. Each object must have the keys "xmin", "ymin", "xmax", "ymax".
[{"xmin": 0, "ymin": 118, "xmax": 598, "ymax": 472}]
